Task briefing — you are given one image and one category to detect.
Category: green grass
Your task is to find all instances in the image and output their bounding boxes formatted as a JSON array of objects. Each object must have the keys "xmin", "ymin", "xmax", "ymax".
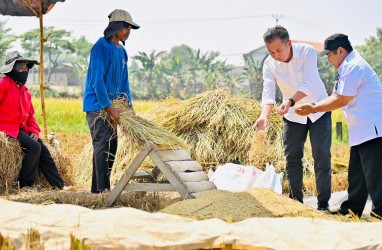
[
  {"xmin": 331, "ymin": 109, "xmax": 349, "ymax": 143},
  {"xmin": 32, "ymin": 98, "xmax": 157, "ymax": 133}
]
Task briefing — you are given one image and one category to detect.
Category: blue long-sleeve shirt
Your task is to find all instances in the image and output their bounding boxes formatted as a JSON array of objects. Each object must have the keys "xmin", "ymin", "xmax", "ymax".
[{"xmin": 83, "ymin": 37, "xmax": 133, "ymax": 112}]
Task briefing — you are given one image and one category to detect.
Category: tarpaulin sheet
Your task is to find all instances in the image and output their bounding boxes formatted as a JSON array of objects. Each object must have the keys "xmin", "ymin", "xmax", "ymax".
[{"xmin": 0, "ymin": 198, "xmax": 382, "ymax": 249}]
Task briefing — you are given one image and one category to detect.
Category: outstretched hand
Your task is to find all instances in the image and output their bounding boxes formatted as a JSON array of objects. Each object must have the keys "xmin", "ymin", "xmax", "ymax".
[
  {"xmin": 276, "ymin": 100, "xmax": 291, "ymax": 116},
  {"xmin": 252, "ymin": 117, "xmax": 269, "ymax": 132},
  {"xmin": 295, "ymin": 103, "xmax": 314, "ymax": 116}
]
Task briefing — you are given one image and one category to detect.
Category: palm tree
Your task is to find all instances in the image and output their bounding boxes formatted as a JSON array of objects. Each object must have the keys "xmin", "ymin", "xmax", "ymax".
[{"xmin": 133, "ymin": 50, "xmax": 166, "ymax": 99}]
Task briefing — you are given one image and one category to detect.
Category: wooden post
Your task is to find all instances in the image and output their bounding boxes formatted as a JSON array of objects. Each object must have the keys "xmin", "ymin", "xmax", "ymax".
[
  {"xmin": 39, "ymin": 0, "xmax": 48, "ymax": 139},
  {"xmin": 336, "ymin": 122, "xmax": 343, "ymax": 141}
]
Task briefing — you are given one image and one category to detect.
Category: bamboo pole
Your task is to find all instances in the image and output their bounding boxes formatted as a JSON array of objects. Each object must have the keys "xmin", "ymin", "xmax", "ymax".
[{"xmin": 39, "ymin": 0, "xmax": 48, "ymax": 138}]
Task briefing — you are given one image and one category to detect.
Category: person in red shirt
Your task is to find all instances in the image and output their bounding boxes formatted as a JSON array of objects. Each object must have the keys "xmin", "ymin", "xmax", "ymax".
[{"xmin": 0, "ymin": 51, "xmax": 64, "ymax": 189}]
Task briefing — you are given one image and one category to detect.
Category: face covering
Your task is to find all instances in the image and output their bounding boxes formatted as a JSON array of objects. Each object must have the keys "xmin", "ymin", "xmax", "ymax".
[{"xmin": 5, "ymin": 69, "xmax": 29, "ymax": 85}]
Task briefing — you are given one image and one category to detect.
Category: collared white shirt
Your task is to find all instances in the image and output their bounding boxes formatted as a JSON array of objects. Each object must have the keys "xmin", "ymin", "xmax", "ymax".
[
  {"xmin": 335, "ymin": 50, "xmax": 382, "ymax": 146},
  {"xmin": 261, "ymin": 43, "xmax": 328, "ymax": 124}
]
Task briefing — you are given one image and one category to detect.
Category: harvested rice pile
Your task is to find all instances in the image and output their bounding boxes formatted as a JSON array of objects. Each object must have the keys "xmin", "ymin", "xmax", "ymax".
[
  {"xmin": 0, "ymin": 132, "xmax": 23, "ymax": 188},
  {"xmin": 161, "ymin": 189, "xmax": 322, "ymax": 222},
  {"xmin": 145, "ymin": 88, "xmax": 283, "ymax": 167}
]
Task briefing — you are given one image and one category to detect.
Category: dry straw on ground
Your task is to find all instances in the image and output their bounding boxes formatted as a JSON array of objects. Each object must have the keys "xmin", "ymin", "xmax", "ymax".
[
  {"xmin": 6, "ymin": 187, "xmax": 165, "ymax": 211},
  {"xmin": 0, "ymin": 132, "xmax": 23, "ymax": 188}
]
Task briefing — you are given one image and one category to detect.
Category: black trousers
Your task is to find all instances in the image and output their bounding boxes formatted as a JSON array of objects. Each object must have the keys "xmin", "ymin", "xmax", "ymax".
[
  {"xmin": 86, "ymin": 111, "xmax": 118, "ymax": 193},
  {"xmin": 17, "ymin": 129, "xmax": 64, "ymax": 188},
  {"xmin": 341, "ymin": 137, "xmax": 382, "ymax": 217},
  {"xmin": 283, "ymin": 112, "xmax": 332, "ymax": 203}
]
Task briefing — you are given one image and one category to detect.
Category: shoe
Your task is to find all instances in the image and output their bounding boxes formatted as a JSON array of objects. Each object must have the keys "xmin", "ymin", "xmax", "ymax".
[
  {"xmin": 370, "ymin": 212, "xmax": 382, "ymax": 220},
  {"xmin": 329, "ymin": 208, "xmax": 349, "ymax": 215},
  {"xmin": 330, "ymin": 208, "xmax": 362, "ymax": 218},
  {"xmin": 317, "ymin": 201, "xmax": 330, "ymax": 211}
]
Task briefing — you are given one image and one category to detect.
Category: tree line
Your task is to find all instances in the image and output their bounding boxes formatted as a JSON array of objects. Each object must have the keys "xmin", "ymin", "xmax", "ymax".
[{"xmin": 1, "ymin": 19, "xmax": 381, "ymax": 102}]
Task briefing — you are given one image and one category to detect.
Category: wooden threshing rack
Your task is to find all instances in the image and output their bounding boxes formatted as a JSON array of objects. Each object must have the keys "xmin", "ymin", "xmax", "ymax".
[{"xmin": 107, "ymin": 142, "xmax": 216, "ymax": 206}]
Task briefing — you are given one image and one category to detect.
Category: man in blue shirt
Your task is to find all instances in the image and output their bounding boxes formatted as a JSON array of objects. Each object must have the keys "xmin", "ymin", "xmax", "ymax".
[{"xmin": 83, "ymin": 9, "xmax": 140, "ymax": 193}]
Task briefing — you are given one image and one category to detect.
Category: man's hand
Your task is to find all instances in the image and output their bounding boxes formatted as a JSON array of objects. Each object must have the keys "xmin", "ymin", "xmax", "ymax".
[
  {"xmin": 295, "ymin": 103, "xmax": 315, "ymax": 116},
  {"xmin": 276, "ymin": 100, "xmax": 292, "ymax": 116},
  {"xmin": 30, "ymin": 133, "xmax": 39, "ymax": 140},
  {"xmin": 106, "ymin": 105, "xmax": 121, "ymax": 124},
  {"xmin": 252, "ymin": 117, "xmax": 269, "ymax": 131}
]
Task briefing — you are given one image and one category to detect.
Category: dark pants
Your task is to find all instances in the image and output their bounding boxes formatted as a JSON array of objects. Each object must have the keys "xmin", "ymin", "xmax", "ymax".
[
  {"xmin": 283, "ymin": 112, "xmax": 332, "ymax": 203},
  {"xmin": 86, "ymin": 111, "xmax": 118, "ymax": 193},
  {"xmin": 341, "ymin": 137, "xmax": 382, "ymax": 217},
  {"xmin": 17, "ymin": 129, "xmax": 64, "ymax": 188}
]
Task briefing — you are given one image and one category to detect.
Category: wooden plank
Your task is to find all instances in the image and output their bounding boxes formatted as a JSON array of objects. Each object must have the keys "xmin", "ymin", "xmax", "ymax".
[
  {"xmin": 166, "ymin": 161, "xmax": 202, "ymax": 172},
  {"xmin": 107, "ymin": 143, "xmax": 153, "ymax": 206},
  {"xmin": 124, "ymin": 183, "xmax": 175, "ymax": 192},
  {"xmin": 177, "ymin": 171, "xmax": 208, "ymax": 182},
  {"xmin": 149, "ymin": 150, "xmax": 191, "ymax": 199},
  {"xmin": 132, "ymin": 171, "xmax": 155, "ymax": 180},
  {"xmin": 184, "ymin": 180, "xmax": 216, "ymax": 193},
  {"xmin": 157, "ymin": 149, "xmax": 192, "ymax": 162}
]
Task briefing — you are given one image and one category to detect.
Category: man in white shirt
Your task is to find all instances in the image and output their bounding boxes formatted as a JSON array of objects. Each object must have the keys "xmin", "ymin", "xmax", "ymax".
[
  {"xmin": 253, "ymin": 26, "xmax": 332, "ymax": 210},
  {"xmin": 296, "ymin": 33, "xmax": 382, "ymax": 219}
]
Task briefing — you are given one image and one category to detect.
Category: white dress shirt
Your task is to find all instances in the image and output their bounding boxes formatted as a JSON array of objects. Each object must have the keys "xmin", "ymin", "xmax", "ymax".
[
  {"xmin": 261, "ymin": 43, "xmax": 328, "ymax": 124},
  {"xmin": 335, "ymin": 50, "xmax": 382, "ymax": 146}
]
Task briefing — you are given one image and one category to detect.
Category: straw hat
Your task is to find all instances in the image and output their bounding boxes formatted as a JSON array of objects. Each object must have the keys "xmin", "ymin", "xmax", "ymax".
[{"xmin": 0, "ymin": 51, "xmax": 38, "ymax": 74}]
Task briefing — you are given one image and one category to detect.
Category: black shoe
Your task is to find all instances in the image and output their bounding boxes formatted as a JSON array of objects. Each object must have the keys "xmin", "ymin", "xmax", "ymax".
[
  {"xmin": 329, "ymin": 208, "xmax": 349, "ymax": 215},
  {"xmin": 330, "ymin": 208, "xmax": 362, "ymax": 218},
  {"xmin": 370, "ymin": 212, "xmax": 382, "ymax": 220},
  {"xmin": 317, "ymin": 201, "xmax": 330, "ymax": 211}
]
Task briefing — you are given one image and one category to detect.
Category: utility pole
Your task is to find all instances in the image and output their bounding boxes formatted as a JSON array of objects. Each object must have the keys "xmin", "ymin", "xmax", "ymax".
[{"xmin": 272, "ymin": 14, "xmax": 283, "ymax": 26}]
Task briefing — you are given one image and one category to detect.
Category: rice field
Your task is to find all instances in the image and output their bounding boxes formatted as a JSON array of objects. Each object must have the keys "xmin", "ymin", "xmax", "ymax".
[{"xmin": 32, "ymin": 98, "xmax": 158, "ymax": 133}]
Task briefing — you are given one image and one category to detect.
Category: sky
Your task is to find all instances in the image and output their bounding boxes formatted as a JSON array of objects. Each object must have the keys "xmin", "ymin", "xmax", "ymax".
[{"xmin": 1, "ymin": 0, "xmax": 382, "ymax": 66}]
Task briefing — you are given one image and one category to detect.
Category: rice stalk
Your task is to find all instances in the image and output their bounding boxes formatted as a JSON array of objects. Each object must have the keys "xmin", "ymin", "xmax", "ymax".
[{"xmin": 0, "ymin": 132, "xmax": 23, "ymax": 188}]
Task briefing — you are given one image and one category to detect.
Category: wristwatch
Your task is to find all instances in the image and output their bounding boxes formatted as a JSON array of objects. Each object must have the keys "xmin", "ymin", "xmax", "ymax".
[{"xmin": 288, "ymin": 98, "xmax": 295, "ymax": 107}]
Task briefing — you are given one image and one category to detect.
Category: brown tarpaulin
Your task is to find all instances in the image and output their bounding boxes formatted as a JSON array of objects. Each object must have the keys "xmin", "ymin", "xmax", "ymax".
[{"xmin": 0, "ymin": 0, "xmax": 64, "ymax": 16}]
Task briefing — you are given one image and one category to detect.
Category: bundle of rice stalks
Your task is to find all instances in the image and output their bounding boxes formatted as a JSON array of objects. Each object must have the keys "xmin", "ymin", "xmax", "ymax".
[
  {"xmin": 0, "ymin": 132, "xmax": 23, "ymax": 188},
  {"xmin": 73, "ymin": 142, "xmax": 93, "ymax": 188},
  {"xmin": 145, "ymin": 88, "xmax": 283, "ymax": 166},
  {"xmin": 101, "ymin": 99, "xmax": 188, "ymax": 151},
  {"xmin": 70, "ymin": 99, "xmax": 188, "ymax": 187}
]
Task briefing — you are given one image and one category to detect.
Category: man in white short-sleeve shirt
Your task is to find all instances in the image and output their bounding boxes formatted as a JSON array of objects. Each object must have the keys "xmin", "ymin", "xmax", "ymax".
[
  {"xmin": 296, "ymin": 33, "xmax": 382, "ymax": 219},
  {"xmin": 253, "ymin": 26, "xmax": 332, "ymax": 210}
]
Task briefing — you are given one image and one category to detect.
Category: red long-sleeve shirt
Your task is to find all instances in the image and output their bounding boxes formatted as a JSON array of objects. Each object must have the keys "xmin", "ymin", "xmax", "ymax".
[{"xmin": 0, "ymin": 76, "xmax": 40, "ymax": 138}]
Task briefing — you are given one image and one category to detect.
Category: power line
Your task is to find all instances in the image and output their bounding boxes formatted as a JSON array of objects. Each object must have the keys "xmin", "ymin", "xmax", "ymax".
[{"xmin": 41, "ymin": 14, "xmax": 273, "ymax": 24}]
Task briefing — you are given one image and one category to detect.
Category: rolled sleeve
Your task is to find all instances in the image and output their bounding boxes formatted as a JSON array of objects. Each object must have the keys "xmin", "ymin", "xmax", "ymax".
[
  {"xmin": 297, "ymin": 47, "xmax": 319, "ymax": 96},
  {"xmin": 261, "ymin": 60, "xmax": 277, "ymax": 107}
]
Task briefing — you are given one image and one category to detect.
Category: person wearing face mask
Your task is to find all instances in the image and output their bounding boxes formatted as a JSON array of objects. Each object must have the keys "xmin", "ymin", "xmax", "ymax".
[
  {"xmin": 0, "ymin": 51, "xmax": 65, "ymax": 190},
  {"xmin": 252, "ymin": 26, "xmax": 332, "ymax": 211},
  {"xmin": 83, "ymin": 9, "xmax": 140, "ymax": 194}
]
